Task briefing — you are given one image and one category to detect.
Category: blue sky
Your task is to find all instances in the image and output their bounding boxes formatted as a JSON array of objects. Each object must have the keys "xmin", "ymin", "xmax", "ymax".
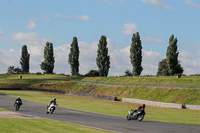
[{"xmin": 0, "ymin": 0, "xmax": 200, "ymax": 76}]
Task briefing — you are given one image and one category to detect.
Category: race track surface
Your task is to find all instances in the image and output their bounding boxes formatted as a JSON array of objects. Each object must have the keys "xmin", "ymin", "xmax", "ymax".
[{"xmin": 0, "ymin": 93, "xmax": 200, "ymax": 133}]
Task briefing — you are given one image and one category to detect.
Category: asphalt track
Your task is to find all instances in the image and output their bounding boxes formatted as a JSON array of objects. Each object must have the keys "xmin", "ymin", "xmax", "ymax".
[{"xmin": 1, "ymin": 93, "xmax": 200, "ymax": 133}]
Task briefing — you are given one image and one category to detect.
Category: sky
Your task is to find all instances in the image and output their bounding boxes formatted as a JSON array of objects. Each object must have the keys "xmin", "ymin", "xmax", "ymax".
[{"xmin": 0, "ymin": 0, "xmax": 200, "ymax": 76}]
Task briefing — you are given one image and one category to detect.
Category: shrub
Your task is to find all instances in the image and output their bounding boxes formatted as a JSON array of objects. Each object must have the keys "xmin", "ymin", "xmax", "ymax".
[{"xmin": 85, "ymin": 70, "xmax": 99, "ymax": 77}]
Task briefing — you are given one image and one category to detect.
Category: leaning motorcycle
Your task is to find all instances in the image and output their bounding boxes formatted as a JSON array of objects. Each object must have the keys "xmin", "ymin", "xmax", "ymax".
[
  {"xmin": 47, "ymin": 103, "xmax": 57, "ymax": 114},
  {"xmin": 14, "ymin": 100, "xmax": 22, "ymax": 111},
  {"xmin": 127, "ymin": 109, "xmax": 145, "ymax": 121}
]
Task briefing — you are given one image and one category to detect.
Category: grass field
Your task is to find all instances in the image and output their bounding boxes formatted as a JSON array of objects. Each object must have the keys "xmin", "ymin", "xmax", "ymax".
[
  {"xmin": 0, "ymin": 118, "xmax": 112, "ymax": 133},
  {"xmin": 83, "ymin": 76, "xmax": 200, "ymax": 85},
  {"xmin": 0, "ymin": 107, "xmax": 9, "ymax": 111},
  {"xmin": 0, "ymin": 106, "xmax": 111, "ymax": 133},
  {"xmin": 31, "ymin": 81, "xmax": 200, "ymax": 105},
  {"xmin": 1, "ymin": 90, "xmax": 200, "ymax": 125}
]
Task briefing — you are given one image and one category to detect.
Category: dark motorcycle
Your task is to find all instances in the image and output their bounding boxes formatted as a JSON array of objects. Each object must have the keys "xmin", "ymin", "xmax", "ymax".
[
  {"xmin": 47, "ymin": 103, "xmax": 57, "ymax": 114},
  {"xmin": 127, "ymin": 109, "xmax": 145, "ymax": 121},
  {"xmin": 14, "ymin": 100, "xmax": 22, "ymax": 111}
]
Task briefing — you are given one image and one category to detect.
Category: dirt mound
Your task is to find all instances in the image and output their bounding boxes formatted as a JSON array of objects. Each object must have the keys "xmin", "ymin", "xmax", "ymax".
[{"xmin": 0, "ymin": 111, "xmax": 41, "ymax": 119}]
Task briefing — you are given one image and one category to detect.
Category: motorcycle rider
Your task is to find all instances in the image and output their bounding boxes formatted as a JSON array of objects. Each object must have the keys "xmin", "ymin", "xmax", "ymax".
[
  {"xmin": 133, "ymin": 104, "xmax": 145, "ymax": 113},
  {"xmin": 47, "ymin": 98, "xmax": 57, "ymax": 109},
  {"xmin": 15, "ymin": 96, "xmax": 22, "ymax": 105}
]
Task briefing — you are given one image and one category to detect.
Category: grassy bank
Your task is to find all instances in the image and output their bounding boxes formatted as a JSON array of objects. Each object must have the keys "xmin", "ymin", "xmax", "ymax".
[
  {"xmin": 83, "ymin": 76, "xmax": 200, "ymax": 85},
  {"xmin": 1, "ymin": 90, "xmax": 200, "ymax": 125},
  {"xmin": 1, "ymin": 75, "xmax": 200, "ymax": 105},
  {"xmin": 0, "ymin": 118, "xmax": 111, "ymax": 133},
  {"xmin": 31, "ymin": 82, "xmax": 200, "ymax": 105}
]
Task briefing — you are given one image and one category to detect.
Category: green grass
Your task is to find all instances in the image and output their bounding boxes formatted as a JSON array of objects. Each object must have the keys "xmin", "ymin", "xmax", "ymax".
[
  {"xmin": 0, "ymin": 74, "xmax": 82, "ymax": 80},
  {"xmin": 32, "ymin": 82, "xmax": 200, "ymax": 105},
  {"xmin": 0, "ymin": 107, "xmax": 9, "ymax": 111},
  {"xmin": 1, "ymin": 90, "xmax": 200, "ymax": 125},
  {"xmin": 0, "ymin": 118, "xmax": 112, "ymax": 133},
  {"xmin": 82, "ymin": 76, "xmax": 200, "ymax": 85}
]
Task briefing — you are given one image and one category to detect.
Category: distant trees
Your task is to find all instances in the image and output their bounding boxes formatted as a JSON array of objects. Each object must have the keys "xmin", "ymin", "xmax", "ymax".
[
  {"xmin": 96, "ymin": 35, "xmax": 110, "ymax": 77},
  {"xmin": 124, "ymin": 69, "xmax": 133, "ymax": 76},
  {"xmin": 7, "ymin": 66, "xmax": 22, "ymax": 74},
  {"xmin": 130, "ymin": 32, "xmax": 143, "ymax": 76},
  {"xmin": 68, "ymin": 37, "xmax": 80, "ymax": 76},
  {"xmin": 157, "ymin": 34, "xmax": 184, "ymax": 76},
  {"xmin": 20, "ymin": 45, "xmax": 30, "ymax": 73},
  {"xmin": 40, "ymin": 42, "xmax": 55, "ymax": 74}
]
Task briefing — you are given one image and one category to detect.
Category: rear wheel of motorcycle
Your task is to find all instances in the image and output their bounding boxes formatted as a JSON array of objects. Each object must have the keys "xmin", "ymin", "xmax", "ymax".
[
  {"xmin": 137, "ymin": 115, "xmax": 144, "ymax": 121},
  {"xmin": 127, "ymin": 115, "xmax": 131, "ymax": 121}
]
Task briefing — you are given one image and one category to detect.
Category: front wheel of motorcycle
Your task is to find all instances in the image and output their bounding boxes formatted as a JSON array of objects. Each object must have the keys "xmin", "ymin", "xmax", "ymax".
[
  {"xmin": 137, "ymin": 115, "xmax": 144, "ymax": 121},
  {"xmin": 15, "ymin": 104, "xmax": 19, "ymax": 111},
  {"xmin": 127, "ymin": 114, "xmax": 131, "ymax": 121}
]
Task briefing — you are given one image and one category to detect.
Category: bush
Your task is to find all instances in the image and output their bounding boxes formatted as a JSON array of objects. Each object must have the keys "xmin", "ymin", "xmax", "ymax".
[
  {"xmin": 36, "ymin": 72, "xmax": 42, "ymax": 75},
  {"xmin": 124, "ymin": 69, "xmax": 132, "ymax": 77},
  {"xmin": 85, "ymin": 70, "xmax": 99, "ymax": 77}
]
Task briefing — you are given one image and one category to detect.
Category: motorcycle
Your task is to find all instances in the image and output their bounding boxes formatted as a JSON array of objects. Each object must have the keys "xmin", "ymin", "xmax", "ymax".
[
  {"xmin": 14, "ymin": 100, "xmax": 22, "ymax": 111},
  {"xmin": 47, "ymin": 102, "xmax": 57, "ymax": 114},
  {"xmin": 127, "ymin": 109, "xmax": 145, "ymax": 121}
]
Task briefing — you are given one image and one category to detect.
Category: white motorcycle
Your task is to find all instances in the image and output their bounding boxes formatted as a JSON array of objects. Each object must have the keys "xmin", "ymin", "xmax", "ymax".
[{"xmin": 47, "ymin": 102, "xmax": 57, "ymax": 114}]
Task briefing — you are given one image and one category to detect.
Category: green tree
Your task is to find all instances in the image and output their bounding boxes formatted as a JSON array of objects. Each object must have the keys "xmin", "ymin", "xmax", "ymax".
[
  {"xmin": 68, "ymin": 37, "xmax": 80, "ymax": 75},
  {"xmin": 96, "ymin": 35, "xmax": 110, "ymax": 77},
  {"xmin": 20, "ymin": 45, "xmax": 30, "ymax": 73},
  {"xmin": 166, "ymin": 34, "xmax": 184, "ymax": 75},
  {"xmin": 40, "ymin": 42, "xmax": 55, "ymax": 74},
  {"xmin": 130, "ymin": 32, "xmax": 143, "ymax": 76},
  {"xmin": 124, "ymin": 69, "xmax": 133, "ymax": 77},
  {"xmin": 7, "ymin": 66, "xmax": 22, "ymax": 74},
  {"xmin": 157, "ymin": 58, "xmax": 169, "ymax": 76}
]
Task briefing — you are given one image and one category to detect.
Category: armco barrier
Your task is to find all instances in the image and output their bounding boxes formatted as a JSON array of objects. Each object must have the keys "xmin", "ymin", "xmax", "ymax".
[
  {"xmin": 122, "ymin": 98, "xmax": 182, "ymax": 109},
  {"xmin": 185, "ymin": 105, "xmax": 200, "ymax": 110}
]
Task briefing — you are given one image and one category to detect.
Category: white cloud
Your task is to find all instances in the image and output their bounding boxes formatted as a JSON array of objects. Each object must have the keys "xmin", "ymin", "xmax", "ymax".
[
  {"xmin": 179, "ymin": 51, "xmax": 200, "ymax": 75},
  {"xmin": 142, "ymin": 50, "xmax": 161, "ymax": 75},
  {"xmin": 75, "ymin": 15, "xmax": 91, "ymax": 21},
  {"xmin": 142, "ymin": 36, "xmax": 163, "ymax": 43},
  {"xmin": 185, "ymin": 0, "xmax": 200, "ymax": 8},
  {"xmin": 121, "ymin": 22, "xmax": 138, "ymax": 35},
  {"xmin": 0, "ymin": 30, "xmax": 3, "ymax": 36},
  {"xmin": 141, "ymin": 0, "xmax": 172, "ymax": 10},
  {"xmin": 12, "ymin": 32, "xmax": 47, "ymax": 46},
  {"xmin": 55, "ymin": 13, "xmax": 67, "ymax": 19},
  {"xmin": 25, "ymin": 21, "xmax": 37, "ymax": 29}
]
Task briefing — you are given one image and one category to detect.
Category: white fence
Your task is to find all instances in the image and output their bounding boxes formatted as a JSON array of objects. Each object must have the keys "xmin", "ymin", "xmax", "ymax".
[{"xmin": 122, "ymin": 98, "xmax": 183, "ymax": 109}]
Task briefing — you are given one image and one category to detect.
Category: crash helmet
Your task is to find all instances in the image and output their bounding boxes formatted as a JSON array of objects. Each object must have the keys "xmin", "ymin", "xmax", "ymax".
[
  {"xmin": 53, "ymin": 98, "xmax": 56, "ymax": 101},
  {"xmin": 18, "ymin": 96, "xmax": 20, "ymax": 99},
  {"xmin": 142, "ymin": 104, "xmax": 146, "ymax": 108}
]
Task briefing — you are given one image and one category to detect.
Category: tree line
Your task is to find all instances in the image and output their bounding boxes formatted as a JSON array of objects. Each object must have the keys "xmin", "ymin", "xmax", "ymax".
[{"xmin": 7, "ymin": 33, "xmax": 184, "ymax": 76}]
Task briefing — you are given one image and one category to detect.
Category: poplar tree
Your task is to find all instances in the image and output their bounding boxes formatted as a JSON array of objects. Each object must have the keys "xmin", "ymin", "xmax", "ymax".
[
  {"xmin": 166, "ymin": 34, "xmax": 178, "ymax": 75},
  {"xmin": 68, "ymin": 37, "xmax": 80, "ymax": 75},
  {"xmin": 166, "ymin": 34, "xmax": 184, "ymax": 75},
  {"xmin": 130, "ymin": 32, "xmax": 143, "ymax": 76},
  {"xmin": 20, "ymin": 45, "xmax": 30, "ymax": 73},
  {"xmin": 40, "ymin": 42, "xmax": 55, "ymax": 74},
  {"xmin": 96, "ymin": 35, "xmax": 110, "ymax": 77}
]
